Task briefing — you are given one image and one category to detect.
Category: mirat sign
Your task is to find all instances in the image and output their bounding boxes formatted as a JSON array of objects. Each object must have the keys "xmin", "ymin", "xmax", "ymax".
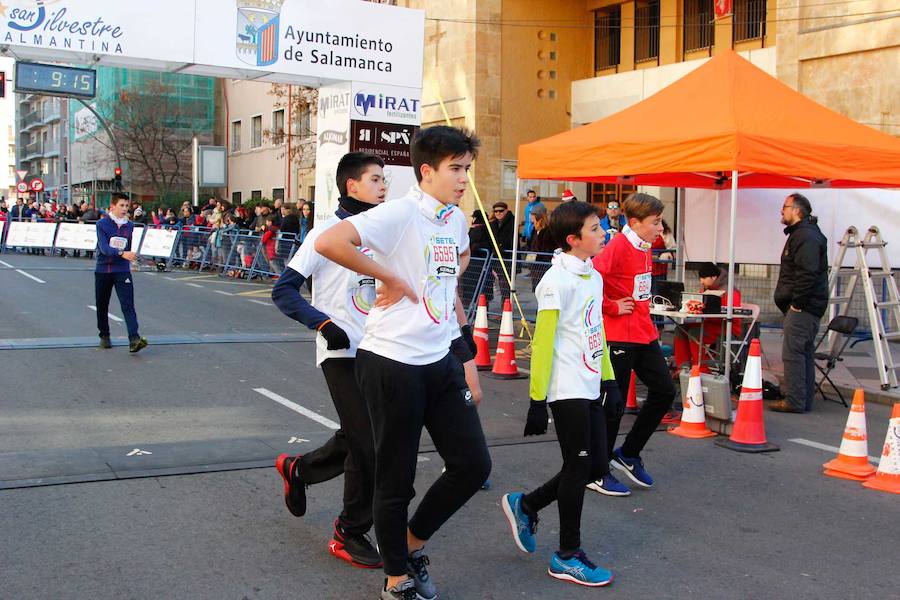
[{"xmin": 0, "ymin": 0, "xmax": 425, "ymax": 89}]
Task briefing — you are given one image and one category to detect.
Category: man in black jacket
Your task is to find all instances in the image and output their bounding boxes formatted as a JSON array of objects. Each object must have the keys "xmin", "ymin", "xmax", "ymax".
[
  {"xmin": 490, "ymin": 201, "xmax": 515, "ymax": 300},
  {"xmin": 771, "ymin": 193, "xmax": 829, "ymax": 413}
]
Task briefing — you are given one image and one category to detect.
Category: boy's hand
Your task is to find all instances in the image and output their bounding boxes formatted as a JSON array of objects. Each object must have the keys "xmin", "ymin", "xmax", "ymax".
[
  {"xmin": 122, "ymin": 251, "xmax": 137, "ymax": 261},
  {"xmin": 460, "ymin": 324, "xmax": 478, "ymax": 356},
  {"xmin": 600, "ymin": 379, "xmax": 622, "ymax": 408},
  {"xmin": 375, "ymin": 275, "xmax": 418, "ymax": 309},
  {"xmin": 615, "ymin": 297, "xmax": 635, "ymax": 315},
  {"xmin": 319, "ymin": 321, "xmax": 351, "ymax": 350},
  {"xmin": 524, "ymin": 400, "xmax": 549, "ymax": 436}
]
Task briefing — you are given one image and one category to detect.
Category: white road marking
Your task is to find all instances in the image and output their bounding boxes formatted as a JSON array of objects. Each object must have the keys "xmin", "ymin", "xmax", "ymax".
[
  {"xmin": 788, "ymin": 438, "xmax": 881, "ymax": 464},
  {"xmin": 164, "ymin": 276, "xmax": 181, "ymax": 281},
  {"xmin": 14, "ymin": 269, "xmax": 46, "ymax": 283},
  {"xmin": 126, "ymin": 448, "xmax": 152, "ymax": 456},
  {"xmin": 88, "ymin": 305, "xmax": 124, "ymax": 323},
  {"xmin": 248, "ymin": 299, "xmax": 270, "ymax": 306},
  {"xmin": 0, "ymin": 259, "xmax": 14, "ymax": 268},
  {"xmin": 186, "ymin": 283, "xmax": 204, "ymax": 288},
  {"xmin": 253, "ymin": 388, "xmax": 340, "ymax": 430},
  {"xmin": 213, "ymin": 290, "xmax": 235, "ymax": 296}
]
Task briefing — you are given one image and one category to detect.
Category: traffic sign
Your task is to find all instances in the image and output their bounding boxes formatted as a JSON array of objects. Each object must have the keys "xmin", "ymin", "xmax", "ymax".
[
  {"xmin": 16, "ymin": 181, "xmax": 28, "ymax": 193},
  {"xmin": 30, "ymin": 178, "xmax": 45, "ymax": 192},
  {"xmin": 16, "ymin": 169, "xmax": 27, "ymax": 181}
]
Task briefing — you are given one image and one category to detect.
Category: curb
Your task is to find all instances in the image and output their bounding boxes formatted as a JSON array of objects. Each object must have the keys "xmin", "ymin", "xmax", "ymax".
[{"xmin": 832, "ymin": 382, "xmax": 899, "ymax": 407}]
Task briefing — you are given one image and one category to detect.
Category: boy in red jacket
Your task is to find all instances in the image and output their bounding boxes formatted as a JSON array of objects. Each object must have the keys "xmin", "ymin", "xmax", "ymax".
[{"xmin": 593, "ymin": 193, "xmax": 676, "ymax": 493}]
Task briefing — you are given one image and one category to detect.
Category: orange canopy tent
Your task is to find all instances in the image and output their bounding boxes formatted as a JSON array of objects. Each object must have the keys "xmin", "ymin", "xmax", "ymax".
[
  {"xmin": 517, "ymin": 50, "xmax": 900, "ymax": 189},
  {"xmin": 515, "ymin": 51, "xmax": 900, "ymax": 381}
]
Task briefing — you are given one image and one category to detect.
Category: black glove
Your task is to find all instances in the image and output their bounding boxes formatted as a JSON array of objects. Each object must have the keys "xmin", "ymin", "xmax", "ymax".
[
  {"xmin": 460, "ymin": 324, "xmax": 478, "ymax": 357},
  {"xmin": 319, "ymin": 320, "xmax": 350, "ymax": 350},
  {"xmin": 524, "ymin": 400, "xmax": 549, "ymax": 436},
  {"xmin": 601, "ymin": 379, "xmax": 623, "ymax": 410}
]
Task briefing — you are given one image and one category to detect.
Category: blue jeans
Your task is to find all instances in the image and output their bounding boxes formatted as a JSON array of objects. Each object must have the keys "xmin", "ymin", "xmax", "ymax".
[{"xmin": 95, "ymin": 272, "xmax": 140, "ymax": 339}]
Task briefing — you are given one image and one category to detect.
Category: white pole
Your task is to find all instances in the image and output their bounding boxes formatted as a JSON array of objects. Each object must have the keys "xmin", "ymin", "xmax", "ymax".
[
  {"xmin": 724, "ymin": 170, "xmax": 738, "ymax": 383},
  {"xmin": 66, "ymin": 98, "xmax": 72, "ymax": 208},
  {"xmin": 675, "ymin": 187, "xmax": 686, "ymax": 282},
  {"xmin": 510, "ymin": 177, "xmax": 521, "ymax": 294},
  {"xmin": 712, "ymin": 190, "xmax": 720, "ymax": 262},
  {"xmin": 192, "ymin": 136, "xmax": 199, "ymax": 208}
]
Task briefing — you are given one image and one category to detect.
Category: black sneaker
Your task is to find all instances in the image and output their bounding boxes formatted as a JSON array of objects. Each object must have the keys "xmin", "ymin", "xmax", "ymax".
[
  {"xmin": 99, "ymin": 335, "xmax": 112, "ymax": 349},
  {"xmin": 128, "ymin": 336, "xmax": 148, "ymax": 353},
  {"xmin": 380, "ymin": 578, "xmax": 418, "ymax": 600},
  {"xmin": 329, "ymin": 519, "xmax": 382, "ymax": 568},
  {"xmin": 275, "ymin": 454, "xmax": 306, "ymax": 517}
]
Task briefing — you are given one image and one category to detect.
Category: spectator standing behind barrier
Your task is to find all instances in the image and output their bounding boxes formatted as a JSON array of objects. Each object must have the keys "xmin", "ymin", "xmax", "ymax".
[
  {"xmin": 94, "ymin": 193, "xmax": 147, "ymax": 354},
  {"xmin": 521, "ymin": 189, "xmax": 545, "ymax": 245},
  {"xmin": 599, "ymin": 201, "xmax": 626, "ymax": 243},
  {"xmin": 769, "ymin": 193, "xmax": 829, "ymax": 413},
  {"xmin": 461, "ymin": 208, "xmax": 493, "ymax": 306},
  {"xmin": 300, "ymin": 202, "xmax": 314, "ymax": 242},
  {"xmin": 490, "ymin": 201, "xmax": 516, "ymax": 300},
  {"xmin": 528, "ymin": 205, "xmax": 556, "ymax": 292},
  {"xmin": 10, "ymin": 198, "xmax": 24, "ymax": 221},
  {"xmin": 261, "ymin": 215, "xmax": 282, "ymax": 274}
]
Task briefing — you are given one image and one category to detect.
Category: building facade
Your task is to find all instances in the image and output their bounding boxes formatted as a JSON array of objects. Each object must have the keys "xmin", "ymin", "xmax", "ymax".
[
  {"xmin": 15, "ymin": 90, "xmax": 68, "ymax": 205},
  {"xmin": 0, "ymin": 57, "xmax": 16, "ymax": 202},
  {"xmin": 69, "ymin": 67, "xmax": 215, "ymax": 207},
  {"xmin": 222, "ymin": 80, "xmax": 316, "ymax": 206}
]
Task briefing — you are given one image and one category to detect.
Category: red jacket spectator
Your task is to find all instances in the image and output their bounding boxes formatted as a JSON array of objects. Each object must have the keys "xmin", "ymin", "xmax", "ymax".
[{"xmin": 262, "ymin": 224, "xmax": 279, "ymax": 260}]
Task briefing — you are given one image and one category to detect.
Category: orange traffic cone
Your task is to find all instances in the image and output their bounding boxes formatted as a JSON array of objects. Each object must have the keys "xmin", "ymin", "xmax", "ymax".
[
  {"xmin": 862, "ymin": 402, "xmax": 900, "ymax": 494},
  {"xmin": 715, "ymin": 339, "xmax": 779, "ymax": 453},
  {"xmin": 823, "ymin": 389, "xmax": 876, "ymax": 481},
  {"xmin": 473, "ymin": 295, "xmax": 492, "ymax": 371},
  {"xmin": 486, "ymin": 298, "xmax": 526, "ymax": 380},
  {"xmin": 624, "ymin": 372, "xmax": 640, "ymax": 414},
  {"xmin": 669, "ymin": 365, "xmax": 717, "ymax": 439}
]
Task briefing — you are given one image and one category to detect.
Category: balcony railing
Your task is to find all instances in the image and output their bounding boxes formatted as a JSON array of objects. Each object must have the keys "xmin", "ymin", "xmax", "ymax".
[{"xmin": 22, "ymin": 140, "xmax": 44, "ymax": 160}]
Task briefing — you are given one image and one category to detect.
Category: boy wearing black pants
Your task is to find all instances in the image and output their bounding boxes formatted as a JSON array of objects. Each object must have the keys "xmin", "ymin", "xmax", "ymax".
[
  {"xmin": 501, "ymin": 201, "xmax": 618, "ymax": 587},
  {"xmin": 316, "ymin": 126, "xmax": 492, "ymax": 600},
  {"xmin": 272, "ymin": 152, "xmax": 387, "ymax": 569},
  {"xmin": 595, "ymin": 193, "xmax": 676, "ymax": 492},
  {"xmin": 95, "ymin": 193, "xmax": 146, "ymax": 353}
]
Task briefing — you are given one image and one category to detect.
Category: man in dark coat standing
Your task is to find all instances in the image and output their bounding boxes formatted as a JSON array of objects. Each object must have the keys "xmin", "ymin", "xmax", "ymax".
[{"xmin": 770, "ymin": 193, "xmax": 829, "ymax": 413}]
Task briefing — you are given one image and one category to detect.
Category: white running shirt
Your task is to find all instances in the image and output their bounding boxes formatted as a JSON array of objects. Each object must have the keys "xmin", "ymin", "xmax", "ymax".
[
  {"xmin": 286, "ymin": 215, "xmax": 376, "ymax": 365},
  {"xmin": 535, "ymin": 252, "xmax": 606, "ymax": 401},
  {"xmin": 348, "ymin": 186, "xmax": 469, "ymax": 366}
]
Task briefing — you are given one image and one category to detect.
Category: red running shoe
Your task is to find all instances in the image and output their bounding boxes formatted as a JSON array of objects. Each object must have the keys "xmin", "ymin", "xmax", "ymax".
[
  {"xmin": 275, "ymin": 454, "xmax": 306, "ymax": 517},
  {"xmin": 329, "ymin": 519, "xmax": 383, "ymax": 569}
]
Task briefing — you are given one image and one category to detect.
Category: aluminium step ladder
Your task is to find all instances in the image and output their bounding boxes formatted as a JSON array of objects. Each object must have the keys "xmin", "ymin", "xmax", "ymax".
[{"xmin": 828, "ymin": 226, "xmax": 900, "ymax": 389}]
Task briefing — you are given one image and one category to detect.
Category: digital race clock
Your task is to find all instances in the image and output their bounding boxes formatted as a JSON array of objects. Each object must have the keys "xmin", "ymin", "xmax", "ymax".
[{"xmin": 14, "ymin": 61, "xmax": 96, "ymax": 99}]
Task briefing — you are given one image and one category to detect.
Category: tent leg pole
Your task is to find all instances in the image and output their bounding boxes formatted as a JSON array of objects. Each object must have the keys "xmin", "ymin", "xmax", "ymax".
[
  {"xmin": 724, "ymin": 171, "xmax": 738, "ymax": 384},
  {"xmin": 676, "ymin": 187, "xmax": 685, "ymax": 283},
  {"xmin": 510, "ymin": 178, "xmax": 521, "ymax": 295},
  {"xmin": 713, "ymin": 190, "xmax": 719, "ymax": 262}
]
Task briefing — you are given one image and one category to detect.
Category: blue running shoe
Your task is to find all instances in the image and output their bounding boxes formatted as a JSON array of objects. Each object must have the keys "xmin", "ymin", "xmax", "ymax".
[
  {"xmin": 586, "ymin": 472, "xmax": 631, "ymax": 497},
  {"xmin": 548, "ymin": 550, "xmax": 613, "ymax": 587},
  {"xmin": 501, "ymin": 492, "xmax": 537, "ymax": 553},
  {"xmin": 611, "ymin": 448, "xmax": 654, "ymax": 488}
]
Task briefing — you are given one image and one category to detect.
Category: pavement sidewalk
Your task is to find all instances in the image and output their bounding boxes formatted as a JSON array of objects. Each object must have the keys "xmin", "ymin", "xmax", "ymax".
[{"xmin": 759, "ymin": 328, "xmax": 900, "ymax": 407}]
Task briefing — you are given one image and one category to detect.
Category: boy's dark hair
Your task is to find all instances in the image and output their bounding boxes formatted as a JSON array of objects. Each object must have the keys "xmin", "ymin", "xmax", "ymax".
[
  {"xmin": 411, "ymin": 126, "xmax": 480, "ymax": 183},
  {"xmin": 549, "ymin": 200, "xmax": 597, "ymax": 251},
  {"xmin": 110, "ymin": 193, "xmax": 129, "ymax": 206},
  {"xmin": 623, "ymin": 192, "xmax": 664, "ymax": 221},
  {"xmin": 336, "ymin": 152, "xmax": 385, "ymax": 196}
]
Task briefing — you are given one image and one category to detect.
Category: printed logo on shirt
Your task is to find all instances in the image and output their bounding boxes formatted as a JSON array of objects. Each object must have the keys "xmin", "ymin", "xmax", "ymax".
[
  {"xmin": 577, "ymin": 450, "xmax": 589, "ymax": 457},
  {"xmin": 581, "ymin": 298, "xmax": 604, "ymax": 373},
  {"xmin": 350, "ymin": 246, "xmax": 376, "ymax": 315},
  {"xmin": 434, "ymin": 203, "xmax": 455, "ymax": 224},
  {"xmin": 462, "ymin": 388, "xmax": 475, "ymax": 407}
]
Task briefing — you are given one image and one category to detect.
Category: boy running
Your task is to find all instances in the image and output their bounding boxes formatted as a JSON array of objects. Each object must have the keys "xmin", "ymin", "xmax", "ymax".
[
  {"xmin": 272, "ymin": 152, "xmax": 386, "ymax": 569},
  {"xmin": 95, "ymin": 193, "xmax": 147, "ymax": 353},
  {"xmin": 594, "ymin": 193, "xmax": 677, "ymax": 493},
  {"xmin": 315, "ymin": 126, "xmax": 492, "ymax": 600},
  {"xmin": 501, "ymin": 201, "xmax": 618, "ymax": 587}
]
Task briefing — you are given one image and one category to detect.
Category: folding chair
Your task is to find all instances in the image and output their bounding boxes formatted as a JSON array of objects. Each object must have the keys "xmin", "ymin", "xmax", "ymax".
[{"xmin": 813, "ymin": 315, "xmax": 859, "ymax": 406}]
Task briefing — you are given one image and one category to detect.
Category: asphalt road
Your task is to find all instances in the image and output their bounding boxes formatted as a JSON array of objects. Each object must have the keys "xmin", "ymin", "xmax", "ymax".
[{"xmin": 0, "ymin": 254, "xmax": 897, "ymax": 599}]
